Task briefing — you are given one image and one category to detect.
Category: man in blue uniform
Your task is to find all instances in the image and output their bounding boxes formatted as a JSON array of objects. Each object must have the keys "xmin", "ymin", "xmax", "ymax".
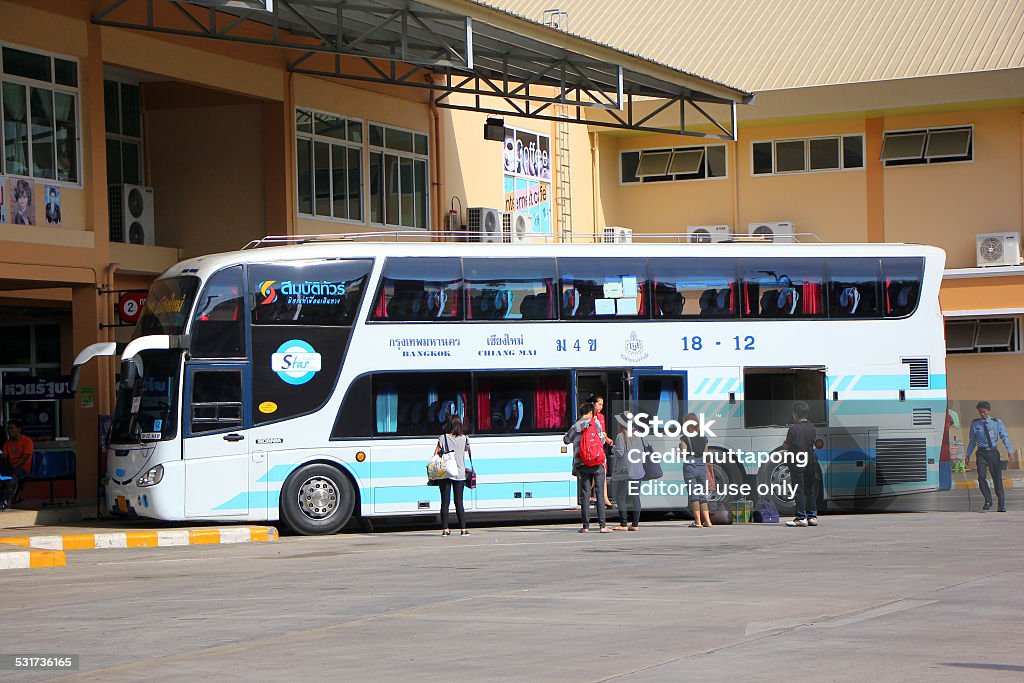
[{"xmin": 965, "ymin": 401, "xmax": 1013, "ymax": 512}]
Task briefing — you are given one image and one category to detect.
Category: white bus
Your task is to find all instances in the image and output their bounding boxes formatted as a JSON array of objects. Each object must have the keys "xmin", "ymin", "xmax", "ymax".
[{"xmin": 74, "ymin": 235, "xmax": 950, "ymax": 534}]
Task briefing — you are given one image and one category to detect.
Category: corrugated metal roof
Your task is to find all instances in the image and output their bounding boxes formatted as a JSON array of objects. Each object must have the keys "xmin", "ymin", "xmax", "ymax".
[{"xmin": 478, "ymin": 0, "xmax": 1024, "ymax": 91}]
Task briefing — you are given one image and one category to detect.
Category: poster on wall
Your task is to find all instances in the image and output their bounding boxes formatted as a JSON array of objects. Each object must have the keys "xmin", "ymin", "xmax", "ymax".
[
  {"xmin": 9, "ymin": 177, "xmax": 34, "ymax": 225},
  {"xmin": 45, "ymin": 185, "xmax": 61, "ymax": 225},
  {"xmin": 502, "ymin": 127, "xmax": 552, "ymax": 236},
  {"xmin": 0, "ymin": 176, "xmax": 6, "ymax": 222}
]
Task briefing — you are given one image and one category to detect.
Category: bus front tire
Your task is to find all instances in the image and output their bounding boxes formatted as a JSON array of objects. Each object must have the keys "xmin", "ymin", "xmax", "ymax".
[{"xmin": 280, "ymin": 463, "xmax": 356, "ymax": 535}]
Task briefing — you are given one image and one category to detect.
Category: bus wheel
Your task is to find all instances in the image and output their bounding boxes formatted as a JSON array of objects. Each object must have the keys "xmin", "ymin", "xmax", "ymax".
[
  {"xmin": 281, "ymin": 464, "xmax": 356, "ymax": 535},
  {"xmin": 755, "ymin": 459, "xmax": 796, "ymax": 516},
  {"xmin": 707, "ymin": 453, "xmax": 743, "ymax": 508}
]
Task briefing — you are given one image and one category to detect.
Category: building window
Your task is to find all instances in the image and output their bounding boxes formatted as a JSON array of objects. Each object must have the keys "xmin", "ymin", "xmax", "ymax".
[
  {"xmin": 945, "ymin": 317, "xmax": 1020, "ymax": 354},
  {"xmin": 1, "ymin": 45, "xmax": 79, "ymax": 183},
  {"xmin": 882, "ymin": 126, "xmax": 972, "ymax": 166},
  {"xmin": 104, "ymin": 79, "xmax": 142, "ymax": 185},
  {"xmin": 368, "ymin": 123, "xmax": 429, "ymax": 228},
  {"xmin": 752, "ymin": 135, "xmax": 864, "ymax": 176},
  {"xmin": 295, "ymin": 108, "xmax": 363, "ymax": 222},
  {"xmin": 620, "ymin": 144, "xmax": 727, "ymax": 183}
]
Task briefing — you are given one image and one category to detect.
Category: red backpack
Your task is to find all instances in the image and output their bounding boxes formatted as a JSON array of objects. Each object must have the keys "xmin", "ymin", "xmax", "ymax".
[{"xmin": 579, "ymin": 421, "xmax": 606, "ymax": 467}]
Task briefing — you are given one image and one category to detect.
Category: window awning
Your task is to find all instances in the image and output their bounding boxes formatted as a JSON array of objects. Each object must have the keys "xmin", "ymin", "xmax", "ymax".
[{"xmin": 92, "ymin": 0, "xmax": 752, "ymax": 138}]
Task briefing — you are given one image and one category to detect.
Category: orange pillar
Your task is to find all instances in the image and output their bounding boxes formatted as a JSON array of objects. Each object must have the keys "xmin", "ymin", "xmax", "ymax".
[{"xmin": 865, "ymin": 117, "xmax": 885, "ymax": 243}]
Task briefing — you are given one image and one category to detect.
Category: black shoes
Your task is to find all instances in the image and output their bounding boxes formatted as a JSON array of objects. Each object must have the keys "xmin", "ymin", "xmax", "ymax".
[
  {"xmin": 998, "ymin": 507, "xmax": 1007, "ymax": 512},
  {"xmin": 983, "ymin": 502, "xmax": 993, "ymax": 510}
]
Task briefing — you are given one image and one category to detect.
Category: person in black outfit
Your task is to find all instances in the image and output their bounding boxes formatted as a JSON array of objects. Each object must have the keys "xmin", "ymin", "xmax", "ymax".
[{"xmin": 782, "ymin": 401, "xmax": 820, "ymax": 527}]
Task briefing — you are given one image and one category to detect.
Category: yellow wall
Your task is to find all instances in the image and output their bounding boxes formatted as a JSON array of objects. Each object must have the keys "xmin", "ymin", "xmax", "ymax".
[
  {"xmin": 600, "ymin": 120, "xmax": 870, "ymax": 241},
  {"xmin": 882, "ymin": 106, "xmax": 1024, "ymax": 268},
  {"xmin": 147, "ymin": 103, "xmax": 266, "ymax": 258}
]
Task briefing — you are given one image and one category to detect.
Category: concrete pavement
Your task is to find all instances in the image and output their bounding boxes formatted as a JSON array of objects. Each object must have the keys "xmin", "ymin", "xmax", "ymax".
[{"xmin": 1, "ymin": 491, "xmax": 1022, "ymax": 681}]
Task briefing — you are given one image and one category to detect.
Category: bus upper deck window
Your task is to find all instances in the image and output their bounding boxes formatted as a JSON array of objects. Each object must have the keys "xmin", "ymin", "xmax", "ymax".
[
  {"xmin": 882, "ymin": 257, "xmax": 924, "ymax": 318},
  {"xmin": 558, "ymin": 258, "xmax": 647, "ymax": 320},
  {"xmin": 649, "ymin": 258, "xmax": 737, "ymax": 319},
  {"xmin": 463, "ymin": 257, "xmax": 556, "ymax": 321},
  {"xmin": 372, "ymin": 257, "xmax": 463, "ymax": 322},
  {"xmin": 738, "ymin": 258, "xmax": 826, "ymax": 319},
  {"xmin": 827, "ymin": 258, "xmax": 882, "ymax": 318},
  {"xmin": 190, "ymin": 266, "xmax": 246, "ymax": 358}
]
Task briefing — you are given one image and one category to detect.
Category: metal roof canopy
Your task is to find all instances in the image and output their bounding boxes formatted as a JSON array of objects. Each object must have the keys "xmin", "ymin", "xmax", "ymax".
[{"xmin": 92, "ymin": 0, "xmax": 752, "ymax": 138}]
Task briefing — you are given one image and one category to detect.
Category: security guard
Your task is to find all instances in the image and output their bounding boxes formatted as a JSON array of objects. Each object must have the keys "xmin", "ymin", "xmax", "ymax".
[{"xmin": 965, "ymin": 401, "xmax": 1013, "ymax": 512}]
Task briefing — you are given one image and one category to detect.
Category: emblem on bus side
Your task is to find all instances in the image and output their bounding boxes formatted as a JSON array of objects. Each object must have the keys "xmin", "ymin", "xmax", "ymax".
[
  {"xmin": 621, "ymin": 331, "xmax": 649, "ymax": 363},
  {"xmin": 271, "ymin": 339, "xmax": 322, "ymax": 385}
]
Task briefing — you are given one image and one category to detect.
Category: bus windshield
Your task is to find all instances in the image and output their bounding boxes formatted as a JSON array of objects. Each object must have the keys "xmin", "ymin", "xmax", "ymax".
[
  {"xmin": 133, "ymin": 276, "xmax": 200, "ymax": 338},
  {"xmin": 111, "ymin": 349, "xmax": 181, "ymax": 443}
]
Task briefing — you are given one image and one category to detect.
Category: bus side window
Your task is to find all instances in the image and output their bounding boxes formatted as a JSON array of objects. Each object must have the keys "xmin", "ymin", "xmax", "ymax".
[
  {"xmin": 464, "ymin": 257, "xmax": 556, "ymax": 321},
  {"xmin": 827, "ymin": 258, "xmax": 882, "ymax": 318},
  {"xmin": 190, "ymin": 369, "xmax": 243, "ymax": 435},
  {"xmin": 370, "ymin": 372, "xmax": 470, "ymax": 436},
  {"xmin": 882, "ymin": 257, "xmax": 924, "ymax": 318},
  {"xmin": 558, "ymin": 258, "xmax": 647, "ymax": 319},
  {"xmin": 649, "ymin": 258, "xmax": 737, "ymax": 319},
  {"xmin": 738, "ymin": 258, "xmax": 825, "ymax": 319},
  {"xmin": 190, "ymin": 266, "xmax": 246, "ymax": 358},
  {"xmin": 371, "ymin": 257, "xmax": 463, "ymax": 322},
  {"xmin": 476, "ymin": 373, "xmax": 569, "ymax": 434}
]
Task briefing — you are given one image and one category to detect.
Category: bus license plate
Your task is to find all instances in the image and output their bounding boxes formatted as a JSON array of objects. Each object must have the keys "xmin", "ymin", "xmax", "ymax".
[{"xmin": 116, "ymin": 496, "xmax": 129, "ymax": 513}]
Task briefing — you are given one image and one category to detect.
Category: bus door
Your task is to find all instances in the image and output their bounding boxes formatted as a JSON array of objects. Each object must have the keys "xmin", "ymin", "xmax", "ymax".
[
  {"xmin": 631, "ymin": 370, "xmax": 687, "ymax": 492},
  {"xmin": 183, "ymin": 363, "xmax": 251, "ymax": 517}
]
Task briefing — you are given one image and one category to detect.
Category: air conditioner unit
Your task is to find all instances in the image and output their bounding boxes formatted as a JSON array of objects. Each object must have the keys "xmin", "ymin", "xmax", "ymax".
[
  {"xmin": 108, "ymin": 184, "xmax": 155, "ymax": 245},
  {"xmin": 505, "ymin": 211, "xmax": 535, "ymax": 243},
  {"xmin": 602, "ymin": 226, "xmax": 633, "ymax": 244},
  {"xmin": 688, "ymin": 224, "xmax": 732, "ymax": 243},
  {"xmin": 748, "ymin": 221, "xmax": 795, "ymax": 243},
  {"xmin": 466, "ymin": 207, "xmax": 503, "ymax": 243},
  {"xmin": 976, "ymin": 232, "xmax": 1023, "ymax": 267}
]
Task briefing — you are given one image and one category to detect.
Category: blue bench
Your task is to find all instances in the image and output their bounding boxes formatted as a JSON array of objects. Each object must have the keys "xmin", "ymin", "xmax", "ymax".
[{"xmin": 24, "ymin": 450, "xmax": 77, "ymax": 504}]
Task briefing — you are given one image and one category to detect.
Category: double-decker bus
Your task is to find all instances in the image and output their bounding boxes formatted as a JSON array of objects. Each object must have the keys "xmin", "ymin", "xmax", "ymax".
[{"xmin": 74, "ymin": 234, "xmax": 949, "ymax": 534}]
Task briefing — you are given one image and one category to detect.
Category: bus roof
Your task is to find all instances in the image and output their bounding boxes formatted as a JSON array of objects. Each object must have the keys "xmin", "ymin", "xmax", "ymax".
[{"xmin": 164, "ymin": 235, "xmax": 945, "ymax": 280}]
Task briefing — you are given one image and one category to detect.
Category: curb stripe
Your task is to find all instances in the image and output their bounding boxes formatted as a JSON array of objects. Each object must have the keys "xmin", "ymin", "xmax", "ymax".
[
  {"xmin": 0, "ymin": 548, "xmax": 66, "ymax": 570},
  {"xmin": 0, "ymin": 526, "xmax": 278, "ymax": 552}
]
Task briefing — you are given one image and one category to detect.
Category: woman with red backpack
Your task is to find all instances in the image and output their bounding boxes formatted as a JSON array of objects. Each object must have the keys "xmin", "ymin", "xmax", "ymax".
[{"xmin": 564, "ymin": 403, "xmax": 610, "ymax": 533}]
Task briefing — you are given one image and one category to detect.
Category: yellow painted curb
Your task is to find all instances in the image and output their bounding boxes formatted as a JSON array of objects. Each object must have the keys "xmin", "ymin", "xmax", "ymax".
[
  {"xmin": 953, "ymin": 478, "xmax": 1016, "ymax": 490},
  {"xmin": 0, "ymin": 545, "xmax": 67, "ymax": 570},
  {"xmin": 0, "ymin": 526, "xmax": 279, "ymax": 552}
]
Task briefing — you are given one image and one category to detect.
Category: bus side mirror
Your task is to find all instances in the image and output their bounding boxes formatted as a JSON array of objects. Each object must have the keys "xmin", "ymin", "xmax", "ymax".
[{"xmin": 120, "ymin": 358, "xmax": 141, "ymax": 390}]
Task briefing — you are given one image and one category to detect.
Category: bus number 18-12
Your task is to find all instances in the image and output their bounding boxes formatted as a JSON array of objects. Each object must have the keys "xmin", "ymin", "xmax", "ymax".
[{"xmin": 680, "ymin": 336, "xmax": 755, "ymax": 351}]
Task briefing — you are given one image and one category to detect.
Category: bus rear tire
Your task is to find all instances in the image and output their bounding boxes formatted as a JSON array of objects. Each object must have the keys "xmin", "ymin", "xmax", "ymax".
[
  {"xmin": 280, "ymin": 463, "xmax": 356, "ymax": 535},
  {"xmin": 756, "ymin": 459, "xmax": 796, "ymax": 516}
]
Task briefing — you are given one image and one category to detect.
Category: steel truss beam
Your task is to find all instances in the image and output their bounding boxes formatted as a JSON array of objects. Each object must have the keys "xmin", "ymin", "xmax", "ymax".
[{"xmin": 92, "ymin": 0, "xmax": 739, "ymax": 139}]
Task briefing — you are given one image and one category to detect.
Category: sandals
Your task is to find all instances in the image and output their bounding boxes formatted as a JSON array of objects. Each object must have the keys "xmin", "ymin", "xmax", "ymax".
[
  {"xmin": 612, "ymin": 526, "xmax": 629, "ymax": 532},
  {"xmin": 688, "ymin": 522, "xmax": 703, "ymax": 528}
]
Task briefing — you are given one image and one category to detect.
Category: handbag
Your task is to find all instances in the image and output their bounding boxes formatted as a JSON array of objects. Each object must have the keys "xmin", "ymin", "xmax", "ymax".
[
  {"xmin": 464, "ymin": 450, "xmax": 477, "ymax": 489},
  {"xmin": 427, "ymin": 435, "xmax": 458, "ymax": 481},
  {"xmin": 640, "ymin": 438, "xmax": 663, "ymax": 480},
  {"xmin": 753, "ymin": 497, "xmax": 780, "ymax": 523}
]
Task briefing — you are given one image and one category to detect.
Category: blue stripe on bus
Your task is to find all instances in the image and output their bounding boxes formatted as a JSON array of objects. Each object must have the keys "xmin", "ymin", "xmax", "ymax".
[
  {"xmin": 372, "ymin": 456, "xmax": 570, "ymax": 479},
  {"xmin": 694, "ymin": 378, "xmax": 709, "ymax": 395},
  {"xmin": 707, "ymin": 378, "xmax": 724, "ymax": 395}
]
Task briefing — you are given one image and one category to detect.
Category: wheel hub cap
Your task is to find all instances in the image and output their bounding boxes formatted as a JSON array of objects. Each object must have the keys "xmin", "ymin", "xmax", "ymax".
[{"xmin": 298, "ymin": 476, "xmax": 338, "ymax": 520}]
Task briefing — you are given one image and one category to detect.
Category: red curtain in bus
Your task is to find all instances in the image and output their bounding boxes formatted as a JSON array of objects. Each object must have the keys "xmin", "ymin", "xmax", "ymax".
[
  {"xmin": 477, "ymin": 384, "xmax": 491, "ymax": 431},
  {"xmin": 802, "ymin": 283, "xmax": 823, "ymax": 314},
  {"xmin": 535, "ymin": 377, "xmax": 567, "ymax": 429}
]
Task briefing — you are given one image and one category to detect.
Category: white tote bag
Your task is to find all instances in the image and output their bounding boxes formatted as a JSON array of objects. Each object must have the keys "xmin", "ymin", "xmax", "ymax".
[{"xmin": 427, "ymin": 435, "xmax": 458, "ymax": 480}]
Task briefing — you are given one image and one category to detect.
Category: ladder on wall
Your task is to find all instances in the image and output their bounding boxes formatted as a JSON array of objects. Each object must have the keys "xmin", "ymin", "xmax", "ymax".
[{"xmin": 555, "ymin": 106, "xmax": 573, "ymax": 242}]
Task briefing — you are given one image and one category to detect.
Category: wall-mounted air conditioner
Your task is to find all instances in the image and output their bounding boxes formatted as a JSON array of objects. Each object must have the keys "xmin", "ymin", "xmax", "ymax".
[
  {"xmin": 466, "ymin": 207, "xmax": 503, "ymax": 243},
  {"xmin": 108, "ymin": 184, "xmax": 155, "ymax": 245},
  {"xmin": 748, "ymin": 221, "xmax": 795, "ymax": 243},
  {"xmin": 602, "ymin": 226, "xmax": 633, "ymax": 244},
  {"xmin": 505, "ymin": 211, "xmax": 535, "ymax": 243},
  {"xmin": 688, "ymin": 224, "xmax": 732, "ymax": 243},
  {"xmin": 976, "ymin": 232, "xmax": 1022, "ymax": 267}
]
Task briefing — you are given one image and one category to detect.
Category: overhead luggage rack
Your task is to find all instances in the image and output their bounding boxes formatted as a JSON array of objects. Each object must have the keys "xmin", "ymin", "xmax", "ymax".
[{"xmin": 242, "ymin": 230, "xmax": 824, "ymax": 248}]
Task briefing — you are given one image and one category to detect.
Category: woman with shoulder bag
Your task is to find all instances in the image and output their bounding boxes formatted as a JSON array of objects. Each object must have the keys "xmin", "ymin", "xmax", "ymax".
[
  {"xmin": 434, "ymin": 415, "xmax": 471, "ymax": 536},
  {"xmin": 610, "ymin": 414, "xmax": 646, "ymax": 531}
]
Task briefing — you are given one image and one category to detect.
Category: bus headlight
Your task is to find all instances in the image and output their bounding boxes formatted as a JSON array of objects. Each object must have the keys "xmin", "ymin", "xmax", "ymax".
[{"xmin": 137, "ymin": 464, "xmax": 164, "ymax": 487}]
